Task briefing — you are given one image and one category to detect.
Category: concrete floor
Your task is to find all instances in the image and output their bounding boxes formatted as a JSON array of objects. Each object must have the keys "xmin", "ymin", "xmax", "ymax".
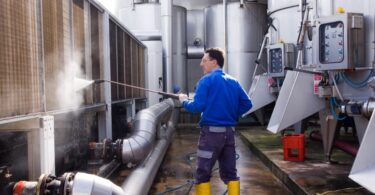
[
  {"xmin": 238, "ymin": 126, "xmax": 373, "ymax": 195},
  {"xmin": 149, "ymin": 126, "xmax": 292, "ymax": 195}
]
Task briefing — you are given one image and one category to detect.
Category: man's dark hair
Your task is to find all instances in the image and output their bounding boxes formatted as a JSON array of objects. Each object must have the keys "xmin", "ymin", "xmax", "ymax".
[{"xmin": 205, "ymin": 47, "xmax": 225, "ymax": 68}]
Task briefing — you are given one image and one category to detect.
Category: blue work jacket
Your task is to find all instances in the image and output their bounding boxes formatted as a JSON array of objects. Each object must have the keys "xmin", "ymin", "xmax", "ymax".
[{"xmin": 182, "ymin": 68, "xmax": 252, "ymax": 126}]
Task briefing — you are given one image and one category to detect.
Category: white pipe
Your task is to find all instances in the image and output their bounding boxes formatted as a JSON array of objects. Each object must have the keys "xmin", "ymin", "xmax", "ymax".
[
  {"xmin": 223, "ymin": 0, "xmax": 228, "ymax": 73},
  {"xmin": 161, "ymin": 0, "xmax": 173, "ymax": 93}
]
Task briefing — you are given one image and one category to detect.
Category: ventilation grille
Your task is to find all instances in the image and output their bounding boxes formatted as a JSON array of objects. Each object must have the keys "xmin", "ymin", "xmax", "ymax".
[
  {"xmin": 0, "ymin": 0, "xmax": 40, "ymax": 118},
  {"xmin": 42, "ymin": 0, "xmax": 69, "ymax": 111}
]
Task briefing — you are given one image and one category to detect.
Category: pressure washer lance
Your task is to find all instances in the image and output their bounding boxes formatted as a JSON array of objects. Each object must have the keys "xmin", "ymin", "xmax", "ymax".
[{"xmin": 94, "ymin": 79, "xmax": 180, "ymax": 99}]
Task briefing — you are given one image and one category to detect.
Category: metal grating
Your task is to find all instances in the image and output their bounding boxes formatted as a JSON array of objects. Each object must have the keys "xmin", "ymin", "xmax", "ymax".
[{"xmin": 0, "ymin": 0, "xmax": 40, "ymax": 118}]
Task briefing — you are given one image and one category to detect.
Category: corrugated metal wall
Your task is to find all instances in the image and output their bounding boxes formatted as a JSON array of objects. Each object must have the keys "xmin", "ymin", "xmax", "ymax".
[
  {"xmin": 0, "ymin": 0, "xmax": 40, "ymax": 118},
  {"xmin": 42, "ymin": 0, "xmax": 70, "ymax": 111},
  {"xmin": 90, "ymin": 4, "xmax": 104, "ymax": 104},
  {"xmin": 0, "ymin": 0, "xmax": 146, "ymax": 119}
]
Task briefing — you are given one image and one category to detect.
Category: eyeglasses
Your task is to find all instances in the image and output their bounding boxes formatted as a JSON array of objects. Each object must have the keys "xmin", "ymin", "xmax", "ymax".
[{"xmin": 201, "ymin": 58, "xmax": 213, "ymax": 63}]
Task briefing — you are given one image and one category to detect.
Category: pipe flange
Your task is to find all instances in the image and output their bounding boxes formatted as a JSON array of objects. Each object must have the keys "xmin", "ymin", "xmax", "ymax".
[
  {"xmin": 102, "ymin": 138, "xmax": 112, "ymax": 162},
  {"xmin": 59, "ymin": 172, "xmax": 75, "ymax": 195}
]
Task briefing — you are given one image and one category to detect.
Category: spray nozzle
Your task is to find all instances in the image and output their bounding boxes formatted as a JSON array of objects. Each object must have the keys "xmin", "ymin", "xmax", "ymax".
[{"xmin": 94, "ymin": 80, "xmax": 105, "ymax": 84}]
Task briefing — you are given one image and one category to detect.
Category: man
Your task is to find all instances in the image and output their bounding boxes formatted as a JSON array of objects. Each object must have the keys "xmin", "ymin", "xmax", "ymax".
[{"xmin": 179, "ymin": 48, "xmax": 252, "ymax": 195}]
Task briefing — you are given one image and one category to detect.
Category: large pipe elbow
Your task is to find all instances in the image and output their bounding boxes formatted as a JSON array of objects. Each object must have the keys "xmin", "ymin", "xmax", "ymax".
[
  {"xmin": 121, "ymin": 99, "xmax": 175, "ymax": 164},
  {"xmin": 72, "ymin": 172, "xmax": 124, "ymax": 195}
]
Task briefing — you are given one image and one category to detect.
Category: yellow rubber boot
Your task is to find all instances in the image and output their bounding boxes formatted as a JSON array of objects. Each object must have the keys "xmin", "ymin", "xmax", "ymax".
[
  {"xmin": 195, "ymin": 182, "xmax": 210, "ymax": 195},
  {"xmin": 227, "ymin": 180, "xmax": 240, "ymax": 195}
]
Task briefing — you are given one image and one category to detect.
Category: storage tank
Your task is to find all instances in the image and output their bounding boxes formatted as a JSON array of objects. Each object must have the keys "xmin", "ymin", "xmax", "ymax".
[
  {"xmin": 205, "ymin": 2, "xmax": 267, "ymax": 91},
  {"xmin": 172, "ymin": 6, "xmax": 187, "ymax": 93},
  {"xmin": 268, "ymin": 0, "xmax": 301, "ymax": 45},
  {"xmin": 119, "ymin": 3, "xmax": 163, "ymax": 105},
  {"xmin": 117, "ymin": 2, "xmax": 187, "ymax": 96}
]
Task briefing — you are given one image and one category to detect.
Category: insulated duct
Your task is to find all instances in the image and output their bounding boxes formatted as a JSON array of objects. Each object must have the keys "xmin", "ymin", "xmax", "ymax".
[
  {"xmin": 122, "ymin": 105, "xmax": 178, "ymax": 194},
  {"xmin": 121, "ymin": 99, "xmax": 175, "ymax": 164}
]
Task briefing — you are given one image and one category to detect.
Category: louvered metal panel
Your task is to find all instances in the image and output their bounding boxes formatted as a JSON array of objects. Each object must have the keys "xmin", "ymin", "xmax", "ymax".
[
  {"xmin": 90, "ymin": 4, "xmax": 103, "ymax": 104},
  {"xmin": 0, "ymin": 0, "xmax": 40, "ymax": 118},
  {"xmin": 42, "ymin": 0, "xmax": 70, "ymax": 111},
  {"xmin": 125, "ymin": 34, "xmax": 132, "ymax": 99},
  {"xmin": 132, "ymin": 40, "xmax": 139, "ymax": 98},
  {"xmin": 117, "ymin": 29, "xmax": 125, "ymax": 100},
  {"xmin": 109, "ymin": 20, "xmax": 118, "ymax": 101},
  {"xmin": 73, "ymin": 0, "xmax": 93, "ymax": 105},
  {"xmin": 138, "ymin": 46, "xmax": 145, "ymax": 97}
]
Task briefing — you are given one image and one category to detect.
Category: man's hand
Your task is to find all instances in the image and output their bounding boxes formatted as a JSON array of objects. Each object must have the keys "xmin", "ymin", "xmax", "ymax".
[{"xmin": 178, "ymin": 94, "xmax": 188, "ymax": 104}]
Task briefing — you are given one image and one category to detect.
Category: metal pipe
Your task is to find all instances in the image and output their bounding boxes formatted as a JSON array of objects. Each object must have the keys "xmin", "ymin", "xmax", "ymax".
[
  {"xmin": 310, "ymin": 131, "xmax": 358, "ymax": 156},
  {"xmin": 267, "ymin": 4, "xmax": 299, "ymax": 16},
  {"xmin": 96, "ymin": 159, "xmax": 121, "ymax": 178},
  {"xmin": 223, "ymin": 0, "xmax": 228, "ymax": 73},
  {"xmin": 187, "ymin": 46, "xmax": 204, "ymax": 59},
  {"xmin": 136, "ymin": 34, "xmax": 162, "ymax": 41},
  {"xmin": 72, "ymin": 172, "xmax": 124, "ymax": 195},
  {"xmin": 340, "ymin": 99, "xmax": 375, "ymax": 119},
  {"xmin": 122, "ymin": 105, "xmax": 178, "ymax": 194},
  {"xmin": 161, "ymin": 0, "xmax": 173, "ymax": 93},
  {"xmin": 252, "ymin": 35, "xmax": 268, "ymax": 81},
  {"xmin": 121, "ymin": 99, "xmax": 175, "ymax": 164}
]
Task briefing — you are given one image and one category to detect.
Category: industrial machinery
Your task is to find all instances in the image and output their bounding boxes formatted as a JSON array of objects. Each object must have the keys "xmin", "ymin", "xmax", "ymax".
[
  {"xmin": 2, "ymin": 0, "xmax": 375, "ymax": 194},
  {"xmin": 265, "ymin": 0, "xmax": 375, "ymax": 192},
  {"xmin": 2, "ymin": 98, "xmax": 178, "ymax": 195}
]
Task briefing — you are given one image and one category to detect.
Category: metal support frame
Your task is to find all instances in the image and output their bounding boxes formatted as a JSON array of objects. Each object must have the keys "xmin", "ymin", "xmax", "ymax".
[
  {"xmin": 319, "ymin": 107, "xmax": 337, "ymax": 162},
  {"xmin": 0, "ymin": 116, "xmax": 55, "ymax": 180},
  {"xmin": 350, "ymin": 112, "xmax": 375, "ymax": 193},
  {"xmin": 99, "ymin": 12, "xmax": 113, "ymax": 140}
]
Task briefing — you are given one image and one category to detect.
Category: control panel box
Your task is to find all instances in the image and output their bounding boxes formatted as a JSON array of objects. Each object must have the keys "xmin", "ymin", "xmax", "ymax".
[
  {"xmin": 268, "ymin": 43, "xmax": 295, "ymax": 77},
  {"xmin": 315, "ymin": 13, "xmax": 364, "ymax": 70}
]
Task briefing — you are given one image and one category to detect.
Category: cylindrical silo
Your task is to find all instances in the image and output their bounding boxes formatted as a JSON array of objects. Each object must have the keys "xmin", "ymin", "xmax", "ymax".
[
  {"xmin": 205, "ymin": 2, "xmax": 267, "ymax": 91},
  {"xmin": 118, "ymin": 3, "xmax": 163, "ymax": 105},
  {"xmin": 267, "ymin": 0, "xmax": 301, "ymax": 45},
  {"xmin": 172, "ymin": 6, "xmax": 187, "ymax": 93}
]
